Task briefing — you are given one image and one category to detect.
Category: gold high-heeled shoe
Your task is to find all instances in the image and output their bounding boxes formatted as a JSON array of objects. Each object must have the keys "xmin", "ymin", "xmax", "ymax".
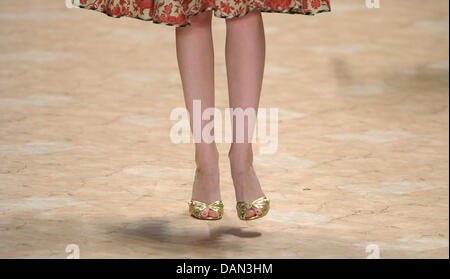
[
  {"xmin": 236, "ymin": 196, "xmax": 270, "ymax": 220},
  {"xmin": 188, "ymin": 200, "xmax": 224, "ymax": 220}
]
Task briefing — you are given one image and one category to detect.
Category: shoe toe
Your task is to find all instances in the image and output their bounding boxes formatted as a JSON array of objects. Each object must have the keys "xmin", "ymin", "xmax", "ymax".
[
  {"xmin": 245, "ymin": 209, "xmax": 256, "ymax": 218},
  {"xmin": 254, "ymin": 208, "xmax": 262, "ymax": 215},
  {"xmin": 201, "ymin": 209, "xmax": 209, "ymax": 217},
  {"xmin": 208, "ymin": 210, "xmax": 218, "ymax": 218}
]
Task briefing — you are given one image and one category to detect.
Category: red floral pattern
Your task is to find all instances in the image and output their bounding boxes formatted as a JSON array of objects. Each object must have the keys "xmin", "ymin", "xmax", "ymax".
[{"xmin": 73, "ymin": 0, "xmax": 331, "ymax": 27}]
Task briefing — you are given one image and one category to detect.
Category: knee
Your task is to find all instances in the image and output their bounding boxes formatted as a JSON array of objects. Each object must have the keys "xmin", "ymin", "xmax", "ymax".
[
  {"xmin": 189, "ymin": 10, "xmax": 212, "ymax": 27},
  {"xmin": 225, "ymin": 10, "xmax": 262, "ymax": 28}
]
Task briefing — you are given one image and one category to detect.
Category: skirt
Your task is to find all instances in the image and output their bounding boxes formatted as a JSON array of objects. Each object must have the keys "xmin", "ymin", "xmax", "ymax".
[{"xmin": 72, "ymin": 0, "xmax": 331, "ymax": 27}]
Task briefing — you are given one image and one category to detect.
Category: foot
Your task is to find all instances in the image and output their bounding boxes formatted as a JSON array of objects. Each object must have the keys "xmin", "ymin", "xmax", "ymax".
[
  {"xmin": 191, "ymin": 167, "xmax": 221, "ymax": 218},
  {"xmin": 229, "ymin": 151, "xmax": 265, "ymax": 219}
]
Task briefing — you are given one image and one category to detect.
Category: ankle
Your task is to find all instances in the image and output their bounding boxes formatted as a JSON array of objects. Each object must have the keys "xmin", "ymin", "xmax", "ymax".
[
  {"xmin": 228, "ymin": 147, "xmax": 253, "ymax": 170},
  {"xmin": 195, "ymin": 146, "xmax": 219, "ymax": 170},
  {"xmin": 195, "ymin": 166, "xmax": 219, "ymax": 177}
]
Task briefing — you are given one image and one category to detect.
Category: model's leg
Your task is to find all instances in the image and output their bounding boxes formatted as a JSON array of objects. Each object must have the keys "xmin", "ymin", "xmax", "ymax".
[
  {"xmin": 176, "ymin": 11, "xmax": 219, "ymax": 218},
  {"xmin": 225, "ymin": 11, "xmax": 266, "ymax": 218}
]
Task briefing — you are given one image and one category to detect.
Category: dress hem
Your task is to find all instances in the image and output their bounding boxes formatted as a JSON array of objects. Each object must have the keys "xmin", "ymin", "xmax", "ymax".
[{"xmin": 73, "ymin": 4, "xmax": 331, "ymax": 27}]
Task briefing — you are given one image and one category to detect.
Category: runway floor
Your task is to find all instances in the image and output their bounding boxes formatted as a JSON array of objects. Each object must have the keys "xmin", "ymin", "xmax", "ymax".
[{"xmin": 0, "ymin": 0, "xmax": 448, "ymax": 258}]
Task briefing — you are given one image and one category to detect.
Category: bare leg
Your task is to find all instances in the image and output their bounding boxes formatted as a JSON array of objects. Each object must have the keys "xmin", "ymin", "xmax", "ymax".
[
  {"xmin": 176, "ymin": 11, "xmax": 219, "ymax": 218},
  {"xmin": 225, "ymin": 11, "xmax": 266, "ymax": 218}
]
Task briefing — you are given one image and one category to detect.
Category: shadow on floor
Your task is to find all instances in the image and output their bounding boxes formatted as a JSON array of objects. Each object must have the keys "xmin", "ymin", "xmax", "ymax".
[{"xmin": 107, "ymin": 217, "xmax": 263, "ymax": 253}]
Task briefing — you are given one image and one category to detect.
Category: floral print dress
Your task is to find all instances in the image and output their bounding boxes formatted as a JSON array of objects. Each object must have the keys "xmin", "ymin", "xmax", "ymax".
[{"xmin": 73, "ymin": 0, "xmax": 331, "ymax": 27}]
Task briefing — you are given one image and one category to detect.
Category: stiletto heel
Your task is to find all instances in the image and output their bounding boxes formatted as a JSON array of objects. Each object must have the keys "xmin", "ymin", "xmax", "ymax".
[
  {"xmin": 236, "ymin": 196, "xmax": 270, "ymax": 220},
  {"xmin": 188, "ymin": 200, "xmax": 224, "ymax": 220}
]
